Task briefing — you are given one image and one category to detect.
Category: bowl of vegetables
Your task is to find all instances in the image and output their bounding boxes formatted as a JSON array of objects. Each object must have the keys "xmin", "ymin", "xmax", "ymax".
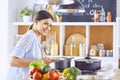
[{"xmin": 28, "ymin": 59, "xmax": 62, "ymax": 80}]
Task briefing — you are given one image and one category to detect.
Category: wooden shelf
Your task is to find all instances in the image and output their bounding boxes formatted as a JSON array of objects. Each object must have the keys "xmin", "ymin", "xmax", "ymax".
[
  {"xmin": 90, "ymin": 26, "xmax": 113, "ymax": 50},
  {"xmin": 13, "ymin": 21, "xmax": 118, "ymax": 69},
  {"xmin": 13, "ymin": 22, "xmax": 115, "ymax": 26},
  {"xmin": 14, "ymin": 22, "xmax": 116, "ymax": 53},
  {"xmin": 13, "ymin": 22, "xmax": 33, "ymax": 25}
]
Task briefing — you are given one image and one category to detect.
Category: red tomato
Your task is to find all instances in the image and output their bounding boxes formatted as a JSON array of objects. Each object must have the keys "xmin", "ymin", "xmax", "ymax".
[
  {"xmin": 38, "ymin": 69, "xmax": 43, "ymax": 75},
  {"xmin": 29, "ymin": 67, "xmax": 43, "ymax": 79},
  {"xmin": 48, "ymin": 70, "xmax": 58, "ymax": 80},
  {"xmin": 33, "ymin": 71, "xmax": 42, "ymax": 79},
  {"xmin": 32, "ymin": 67, "xmax": 40, "ymax": 72},
  {"xmin": 53, "ymin": 70, "xmax": 61, "ymax": 79},
  {"xmin": 29, "ymin": 69, "xmax": 34, "ymax": 78}
]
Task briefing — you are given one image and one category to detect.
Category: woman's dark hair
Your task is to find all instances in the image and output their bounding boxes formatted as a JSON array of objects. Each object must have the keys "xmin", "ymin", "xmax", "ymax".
[{"xmin": 29, "ymin": 10, "xmax": 54, "ymax": 30}]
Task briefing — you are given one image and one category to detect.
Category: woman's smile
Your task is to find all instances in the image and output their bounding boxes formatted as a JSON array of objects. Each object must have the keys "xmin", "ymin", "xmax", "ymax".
[{"xmin": 43, "ymin": 28, "xmax": 49, "ymax": 34}]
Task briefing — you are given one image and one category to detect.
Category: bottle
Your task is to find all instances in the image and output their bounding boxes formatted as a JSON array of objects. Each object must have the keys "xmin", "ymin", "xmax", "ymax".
[
  {"xmin": 70, "ymin": 43, "xmax": 73, "ymax": 56},
  {"xmin": 94, "ymin": 10, "xmax": 99, "ymax": 22},
  {"xmin": 79, "ymin": 44, "xmax": 86, "ymax": 57},
  {"xmin": 99, "ymin": 7, "xmax": 106, "ymax": 22},
  {"xmin": 51, "ymin": 41, "xmax": 58, "ymax": 56},
  {"xmin": 70, "ymin": 36, "xmax": 79, "ymax": 56},
  {"xmin": 79, "ymin": 44, "xmax": 83, "ymax": 56},
  {"xmin": 70, "ymin": 36, "xmax": 75, "ymax": 56},
  {"xmin": 56, "ymin": 12, "xmax": 62, "ymax": 22},
  {"xmin": 107, "ymin": 12, "xmax": 112, "ymax": 22}
]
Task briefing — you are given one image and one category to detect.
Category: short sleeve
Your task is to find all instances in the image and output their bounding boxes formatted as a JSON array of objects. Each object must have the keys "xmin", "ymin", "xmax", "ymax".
[
  {"xmin": 11, "ymin": 32, "xmax": 34, "ymax": 58},
  {"xmin": 11, "ymin": 46, "xmax": 26, "ymax": 58}
]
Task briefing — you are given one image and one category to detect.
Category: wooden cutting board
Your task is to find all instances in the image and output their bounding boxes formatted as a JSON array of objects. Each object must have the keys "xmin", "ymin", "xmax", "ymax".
[{"xmin": 66, "ymin": 33, "xmax": 86, "ymax": 44}]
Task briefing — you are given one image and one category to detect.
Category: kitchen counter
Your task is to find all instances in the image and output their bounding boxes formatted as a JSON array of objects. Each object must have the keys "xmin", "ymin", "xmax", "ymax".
[
  {"xmin": 113, "ymin": 69, "xmax": 120, "ymax": 80},
  {"xmin": 24, "ymin": 69, "xmax": 120, "ymax": 80}
]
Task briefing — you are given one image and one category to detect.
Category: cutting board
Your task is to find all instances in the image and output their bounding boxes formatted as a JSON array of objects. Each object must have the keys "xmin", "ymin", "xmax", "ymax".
[{"xmin": 66, "ymin": 33, "xmax": 86, "ymax": 44}]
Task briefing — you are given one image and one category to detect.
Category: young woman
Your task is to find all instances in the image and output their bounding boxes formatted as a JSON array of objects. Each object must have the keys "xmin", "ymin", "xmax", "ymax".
[{"xmin": 7, "ymin": 10, "xmax": 55, "ymax": 80}]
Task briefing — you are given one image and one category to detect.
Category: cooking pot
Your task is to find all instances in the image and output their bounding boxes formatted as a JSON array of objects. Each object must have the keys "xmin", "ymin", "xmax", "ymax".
[
  {"xmin": 50, "ymin": 57, "xmax": 72, "ymax": 72},
  {"xmin": 75, "ymin": 58, "xmax": 101, "ymax": 71}
]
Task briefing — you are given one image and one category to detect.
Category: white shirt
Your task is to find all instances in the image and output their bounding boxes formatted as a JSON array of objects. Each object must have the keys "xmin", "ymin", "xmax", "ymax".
[{"xmin": 7, "ymin": 30, "xmax": 43, "ymax": 80}]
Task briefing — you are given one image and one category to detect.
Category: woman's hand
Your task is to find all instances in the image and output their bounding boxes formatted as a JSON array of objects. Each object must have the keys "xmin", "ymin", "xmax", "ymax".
[{"xmin": 42, "ymin": 57, "xmax": 56, "ymax": 65}]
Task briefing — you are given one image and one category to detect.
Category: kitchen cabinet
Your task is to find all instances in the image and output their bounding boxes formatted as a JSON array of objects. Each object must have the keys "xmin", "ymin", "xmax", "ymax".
[{"xmin": 13, "ymin": 22, "xmax": 119, "ymax": 69}]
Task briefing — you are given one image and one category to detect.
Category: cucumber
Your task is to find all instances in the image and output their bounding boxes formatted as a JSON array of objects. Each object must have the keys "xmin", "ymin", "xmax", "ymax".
[{"xmin": 42, "ymin": 65, "xmax": 52, "ymax": 73}]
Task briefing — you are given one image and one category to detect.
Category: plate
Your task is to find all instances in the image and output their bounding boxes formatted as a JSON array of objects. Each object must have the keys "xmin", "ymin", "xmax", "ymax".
[{"xmin": 66, "ymin": 33, "xmax": 86, "ymax": 44}]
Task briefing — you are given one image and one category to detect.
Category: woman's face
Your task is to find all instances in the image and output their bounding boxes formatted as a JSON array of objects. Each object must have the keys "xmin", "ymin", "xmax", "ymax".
[{"xmin": 34, "ymin": 18, "xmax": 53, "ymax": 36}]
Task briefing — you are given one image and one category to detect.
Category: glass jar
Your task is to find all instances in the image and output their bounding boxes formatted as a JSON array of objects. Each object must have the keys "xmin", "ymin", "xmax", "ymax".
[
  {"xmin": 106, "ymin": 50, "xmax": 113, "ymax": 57},
  {"xmin": 99, "ymin": 50, "xmax": 106, "ymax": 57},
  {"xmin": 90, "ymin": 45, "xmax": 98, "ymax": 56},
  {"xmin": 64, "ymin": 44, "xmax": 79, "ymax": 56},
  {"xmin": 97, "ymin": 43, "xmax": 104, "ymax": 50},
  {"xmin": 72, "ymin": 44, "xmax": 79, "ymax": 56},
  {"xmin": 79, "ymin": 44, "xmax": 86, "ymax": 57},
  {"xmin": 110, "ymin": 50, "xmax": 113, "ymax": 57},
  {"xmin": 64, "ymin": 44, "xmax": 72, "ymax": 56}
]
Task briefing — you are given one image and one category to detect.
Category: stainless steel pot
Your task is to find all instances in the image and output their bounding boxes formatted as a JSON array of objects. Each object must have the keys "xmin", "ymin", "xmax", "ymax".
[{"xmin": 50, "ymin": 57, "xmax": 72, "ymax": 72}]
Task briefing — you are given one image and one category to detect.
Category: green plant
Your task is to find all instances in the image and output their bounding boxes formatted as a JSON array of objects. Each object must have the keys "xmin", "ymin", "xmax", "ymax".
[
  {"xmin": 56, "ymin": 12, "xmax": 62, "ymax": 17},
  {"xmin": 20, "ymin": 7, "xmax": 33, "ymax": 17}
]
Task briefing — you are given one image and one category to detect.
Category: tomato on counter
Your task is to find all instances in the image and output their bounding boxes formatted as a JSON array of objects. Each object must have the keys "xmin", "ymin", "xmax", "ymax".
[
  {"xmin": 29, "ymin": 67, "xmax": 43, "ymax": 79},
  {"xmin": 48, "ymin": 69, "xmax": 61, "ymax": 80},
  {"xmin": 28, "ymin": 65, "xmax": 62, "ymax": 80}
]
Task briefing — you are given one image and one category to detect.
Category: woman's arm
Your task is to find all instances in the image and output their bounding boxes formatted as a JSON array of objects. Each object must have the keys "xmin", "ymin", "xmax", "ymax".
[
  {"xmin": 10, "ymin": 56, "xmax": 56, "ymax": 68},
  {"xmin": 42, "ymin": 57, "xmax": 56, "ymax": 65},
  {"xmin": 10, "ymin": 56, "xmax": 34, "ymax": 68}
]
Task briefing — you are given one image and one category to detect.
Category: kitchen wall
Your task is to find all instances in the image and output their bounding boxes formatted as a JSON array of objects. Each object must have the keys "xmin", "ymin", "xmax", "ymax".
[
  {"xmin": 4, "ymin": 1, "xmax": 34, "ymax": 79},
  {"xmin": 0, "ymin": 0, "xmax": 9, "ymax": 79},
  {"xmin": 8, "ymin": 0, "xmax": 34, "ymax": 54},
  {"xmin": 8, "ymin": 0, "xmax": 17, "ymax": 56}
]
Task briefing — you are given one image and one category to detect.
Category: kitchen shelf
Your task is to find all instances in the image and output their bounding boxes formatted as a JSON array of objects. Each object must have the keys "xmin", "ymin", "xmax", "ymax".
[
  {"xmin": 13, "ymin": 22, "xmax": 33, "ymax": 25},
  {"xmin": 48, "ymin": 55, "xmax": 114, "ymax": 59},
  {"xmin": 13, "ymin": 21, "xmax": 119, "ymax": 69},
  {"xmin": 13, "ymin": 22, "xmax": 115, "ymax": 26}
]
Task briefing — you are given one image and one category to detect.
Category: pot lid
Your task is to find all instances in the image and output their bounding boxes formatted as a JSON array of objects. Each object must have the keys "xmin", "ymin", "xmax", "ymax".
[
  {"xmin": 75, "ymin": 58, "xmax": 101, "ymax": 62},
  {"xmin": 57, "ymin": 57, "xmax": 72, "ymax": 61},
  {"xmin": 49, "ymin": 57, "xmax": 72, "ymax": 62}
]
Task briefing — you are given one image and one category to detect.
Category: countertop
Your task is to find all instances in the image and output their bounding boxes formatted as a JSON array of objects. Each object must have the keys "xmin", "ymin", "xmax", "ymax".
[
  {"xmin": 113, "ymin": 69, "xmax": 120, "ymax": 80},
  {"xmin": 24, "ymin": 69, "xmax": 120, "ymax": 80}
]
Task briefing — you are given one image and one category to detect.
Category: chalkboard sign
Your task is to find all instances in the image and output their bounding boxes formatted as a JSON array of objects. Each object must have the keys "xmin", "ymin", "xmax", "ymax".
[{"xmin": 60, "ymin": 0, "xmax": 116, "ymax": 22}]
